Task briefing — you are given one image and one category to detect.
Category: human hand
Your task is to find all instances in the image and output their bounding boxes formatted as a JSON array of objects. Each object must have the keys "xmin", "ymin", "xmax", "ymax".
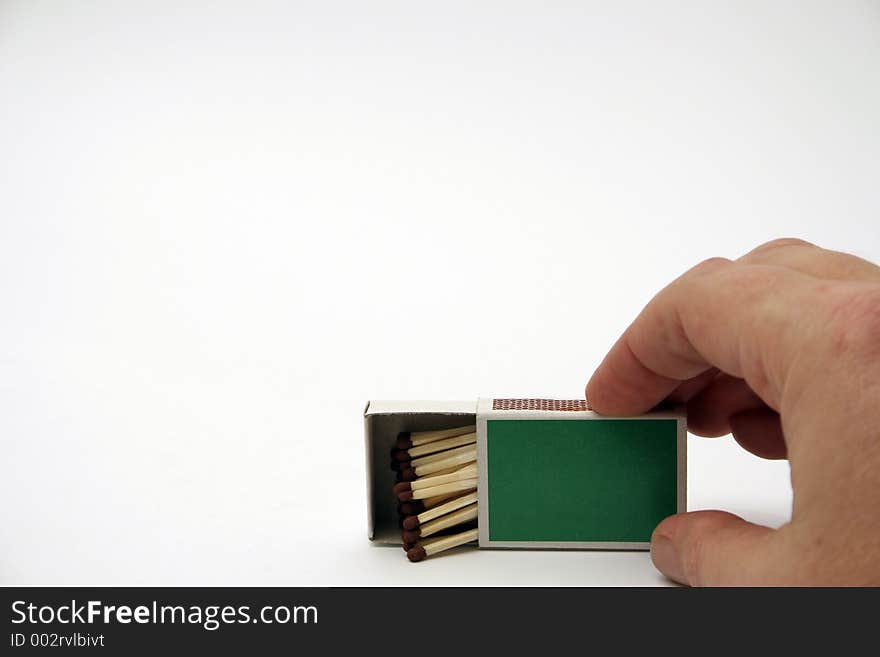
[{"xmin": 586, "ymin": 238, "xmax": 880, "ymax": 585}]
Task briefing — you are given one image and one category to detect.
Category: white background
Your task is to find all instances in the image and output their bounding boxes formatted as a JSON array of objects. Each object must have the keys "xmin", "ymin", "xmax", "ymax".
[{"xmin": 1, "ymin": 1, "xmax": 877, "ymax": 586}]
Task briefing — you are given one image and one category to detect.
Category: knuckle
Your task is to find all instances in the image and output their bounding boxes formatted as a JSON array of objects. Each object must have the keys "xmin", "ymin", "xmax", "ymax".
[
  {"xmin": 688, "ymin": 256, "xmax": 732, "ymax": 277},
  {"xmin": 752, "ymin": 237, "xmax": 815, "ymax": 253}
]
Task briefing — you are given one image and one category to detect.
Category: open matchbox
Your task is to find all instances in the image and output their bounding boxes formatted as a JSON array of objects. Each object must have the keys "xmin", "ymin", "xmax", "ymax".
[{"xmin": 365, "ymin": 398, "xmax": 687, "ymax": 551}]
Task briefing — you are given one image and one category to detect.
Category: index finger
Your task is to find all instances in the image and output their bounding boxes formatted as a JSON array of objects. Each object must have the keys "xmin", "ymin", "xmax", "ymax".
[{"xmin": 586, "ymin": 257, "xmax": 824, "ymax": 415}]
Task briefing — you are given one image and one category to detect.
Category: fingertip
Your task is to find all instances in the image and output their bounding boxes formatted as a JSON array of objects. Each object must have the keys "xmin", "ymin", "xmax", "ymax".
[
  {"xmin": 585, "ymin": 355, "xmax": 645, "ymax": 416},
  {"xmin": 650, "ymin": 510, "xmax": 774, "ymax": 586},
  {"xmin": 587, "ymin": 330, "xmax": 696, "ymax": 416},
  {"xmin": 652, "ymin": 509, "xmax": 745, "ymax": 544},
  {"xmin": 651, "ymin": 512, "xmax": 690, "ymax": 549},
  {"xmin": 650, "ymin": 534, "xmax": 683, "ymax": 585},
  {"xmin": 585, "ymin": 375, "xmax": 628, "ymax": 416},
  {"xmin": 586, "ymin": 364, "xmax": 668, "ymax": 416},
  {"xmin": 651, "ymin": 514, "xmax": 689, "ymax": 584},
  {"xmin": 584, "ymin": 376, "xmax": 604, "ymax": 412}
]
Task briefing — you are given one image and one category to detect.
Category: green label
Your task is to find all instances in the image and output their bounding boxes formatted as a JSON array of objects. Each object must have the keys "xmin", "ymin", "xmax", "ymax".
[{"xmin": 486, "ymin": 419, "xmax": 678, "ymax": 543}]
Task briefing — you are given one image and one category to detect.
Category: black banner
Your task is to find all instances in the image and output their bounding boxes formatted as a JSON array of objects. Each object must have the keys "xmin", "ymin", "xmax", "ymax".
[{"xmin": 1, "ymin": 587, "xmax": 875, "ymax": 653}]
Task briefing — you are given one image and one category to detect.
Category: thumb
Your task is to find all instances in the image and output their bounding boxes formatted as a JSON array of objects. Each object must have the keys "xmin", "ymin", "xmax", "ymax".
[{"xmin": 651, "ymin": 510, "xmax": 777, "ymax": 586}]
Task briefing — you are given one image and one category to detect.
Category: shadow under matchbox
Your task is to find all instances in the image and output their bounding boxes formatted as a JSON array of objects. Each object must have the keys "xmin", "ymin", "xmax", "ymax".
[{"xmin": 365, "ymin": 398, "xmax": 686, "ymax": 560}]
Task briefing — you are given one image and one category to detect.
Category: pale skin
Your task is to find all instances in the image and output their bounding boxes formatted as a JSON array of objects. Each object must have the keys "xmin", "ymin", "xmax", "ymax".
[{"xmin": 586, "ymin": 238, "xmax": 880, "ymax": 586}]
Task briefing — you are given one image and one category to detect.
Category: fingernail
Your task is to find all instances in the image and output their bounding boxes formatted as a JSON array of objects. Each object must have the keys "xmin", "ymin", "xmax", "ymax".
[{"xmin": 651, "ymin": 535, "xmax": 686, "ymax": 584}]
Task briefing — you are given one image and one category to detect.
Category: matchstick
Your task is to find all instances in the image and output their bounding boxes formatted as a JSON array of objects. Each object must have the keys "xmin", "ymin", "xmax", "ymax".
[
  {"xmin": 398, "ymin": 491, "xmax": 462, "ymax": 516},
  {"xmin": 409, "ymin": 443, "xmax": 477, "ymax": 468},
  {"xmin": 400, "ymin": 446, "xmax": 476, "ymax": 479},
  {"xmin": 393, "ymin": 465, "xmax": 477, "ymax": 500},
  {"xmin": 399, "ymin": 463, "xmax": 477, "ymax": 492},
  {"xmin": 403, "ymin": 524, "xmax": 476, "ymax": 551},
  {"xmin": 402, "ymin": 503, "xmax": 478, "ymax": 543},
  {"xmin": 391, "ymin": 432, "xmax": 476, "ymax": 461},
  {"xmin": 397, "ymin": 477, "xmax": 477, "ymax": 502},
  {"xmin": 402, "ymin": 491, "xmax": 478, "ymax": 529},
  {"xmin": 395, "ymin": 425, "xmax": 476, "ymax": 450},
  {"xmin": 396, "ymin": 463, "xmax": 461, "ymax": 483},
  {"xmin": 423, "ymin": 492, "xmax": 463, "ymax": 507},
  {"xmin": 406, "ymin": 432, "xmax": 476, "ymax": 458},
  {"xmin": 407, "ymin": 527, "xmax": 479, "ymax": 562},
  {"xmin": 391, "ymin": 445, "xmax": 469, "ymax": 472}
]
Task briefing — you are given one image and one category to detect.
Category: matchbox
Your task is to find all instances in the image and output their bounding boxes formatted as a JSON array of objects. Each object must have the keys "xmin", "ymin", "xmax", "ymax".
[{"xmin": 365, "ymin": 399, "xmax": 686, "ymax": 558}]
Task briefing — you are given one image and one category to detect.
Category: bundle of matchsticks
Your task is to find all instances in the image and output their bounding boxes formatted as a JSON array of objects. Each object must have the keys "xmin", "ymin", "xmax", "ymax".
[{"xmin": 391, "ymin": 425, "xmax": 479, "ymax": 562}]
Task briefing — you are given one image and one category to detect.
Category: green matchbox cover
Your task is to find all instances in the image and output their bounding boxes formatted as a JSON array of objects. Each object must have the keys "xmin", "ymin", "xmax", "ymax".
[{"xmin": 484, "ymin": 418, "xmax": 680, "ymax": 545}]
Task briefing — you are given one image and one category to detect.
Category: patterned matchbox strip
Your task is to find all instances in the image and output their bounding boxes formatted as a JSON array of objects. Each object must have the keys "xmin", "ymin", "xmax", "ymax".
[{"xmin": 492, "ymin": 398, "xmax": 592, "ymax": 412}]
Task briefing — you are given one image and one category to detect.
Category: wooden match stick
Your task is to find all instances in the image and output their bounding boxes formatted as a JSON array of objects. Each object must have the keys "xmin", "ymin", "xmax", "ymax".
[
  {"xmin": 400, "ymin": 492, "xmax": 463, "ymax": 516},
  {"xmin": 397, "ymin": 464, "xmax": 461, "ymax": 483},
  {"xmin": 396, "ymin": 425, "xmax": 476, "ymax": 450},
  {"xmin": 392, "ymin": 432, "xmax": 476, "ymax": 461},
  {"xmin": 407, "ymin": 527, "xmax": 479, "ymax": 562},
  {"xmin": 408, "ymin": 463, "xmax": 477, "ymax": 491},
  {"xmin": 402, "ymin": 491, "xmax": 477, "ymax": 529},
  {"xmin": 404, "ymin": 524, "xmax": 475, "ymax": 551},
  {"xmin": 402, "ymin": 503, "xmax": 478, "ymax": 543},
  {"xmin": 401, "ymin": 446, "xmax": 476, "ymax": 479},
  {"xmin": 401, "ymin": 492, "xmax": 462, "ymax": 515},
  {"xmin": 393, "ymin": 465, "xmax": 477, "ymax": 500},
  {"xmin": 422, "ymin": 492, "xmax": 461, "ymax": 508},
  {"xmin": 406, "ymin": 432, "xmax": 476, "ymax": 458},
  {"xmin": 400, "ymin": 478, "xmax": 477, "ymax": 501},
  {"xmin": 409, "ymin": 443, "xmax": 476, "ymax": 468}
]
